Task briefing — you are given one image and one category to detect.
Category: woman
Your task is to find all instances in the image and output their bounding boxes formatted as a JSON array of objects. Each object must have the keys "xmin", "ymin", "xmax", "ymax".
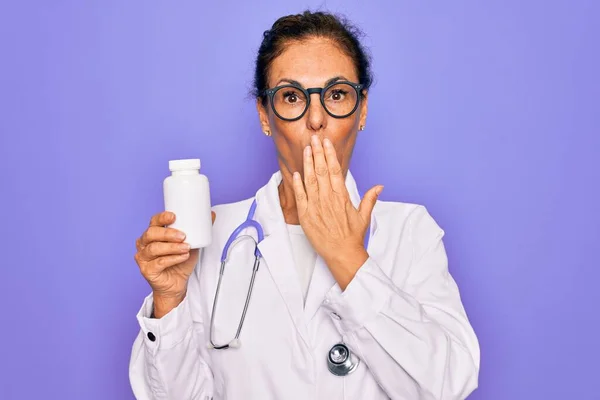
[{"xmin": 130, "ymin": 11, "xmax": 480, "ymax": 400}]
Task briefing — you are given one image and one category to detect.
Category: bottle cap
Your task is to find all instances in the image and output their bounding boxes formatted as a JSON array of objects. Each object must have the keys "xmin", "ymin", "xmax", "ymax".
[{"xmin": 169, "ymin": 159, "xmax": 201, "ymax": 172}]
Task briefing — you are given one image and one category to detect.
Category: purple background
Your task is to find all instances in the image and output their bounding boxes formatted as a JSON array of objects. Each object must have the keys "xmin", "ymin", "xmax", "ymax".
[{"xmin": 1, "ymin": 1, "xmax": 598, "ymax": 399}]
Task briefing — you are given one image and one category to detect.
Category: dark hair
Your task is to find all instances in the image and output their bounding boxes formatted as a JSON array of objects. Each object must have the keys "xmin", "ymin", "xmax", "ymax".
[{"xmin": 253, "ymin": 10, "xmax": 373, "ymax": 105}]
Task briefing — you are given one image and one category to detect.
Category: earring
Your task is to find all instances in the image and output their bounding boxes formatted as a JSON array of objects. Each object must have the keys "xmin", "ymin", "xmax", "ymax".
[
  {"xmin": 359, "ymin": 125, "xmax": 365, "ymax": 131},
  {"xmin": 264, "ymin": 130, "xmax": 271, "ymax": 136}
]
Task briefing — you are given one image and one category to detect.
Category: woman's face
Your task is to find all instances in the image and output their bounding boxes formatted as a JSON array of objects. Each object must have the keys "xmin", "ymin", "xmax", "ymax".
[{"xmin": 257, "ymin": 37, "xmax": 368, "ymax": 180}]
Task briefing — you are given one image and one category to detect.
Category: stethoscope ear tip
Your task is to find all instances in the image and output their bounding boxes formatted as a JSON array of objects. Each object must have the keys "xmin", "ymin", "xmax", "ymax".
[{"xmin": 230, "ymin": 338, "xmax": 241, "ymax": 348}]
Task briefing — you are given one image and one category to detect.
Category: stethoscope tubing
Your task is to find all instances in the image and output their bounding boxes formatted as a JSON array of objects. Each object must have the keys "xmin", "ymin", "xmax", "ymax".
[{"xmin": 209, "ymin": 198, "xmax": 362, "ymax": 375}]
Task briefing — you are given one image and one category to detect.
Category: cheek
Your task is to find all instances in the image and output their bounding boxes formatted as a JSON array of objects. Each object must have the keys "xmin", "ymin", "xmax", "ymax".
[
  {"xmin": 271, "ymin": 122, "xmax": 310, "ymax": 167},
  {"xmin": 328, "ymin": 120, "xmax": 358, "ymax": 147},
  {"xmin": 272, "ymin": 119, "xmax": 311, "ymax": 147},
  {"xmin": 329, "ymin": 124, "xmax": 359, "ymax": 164}
]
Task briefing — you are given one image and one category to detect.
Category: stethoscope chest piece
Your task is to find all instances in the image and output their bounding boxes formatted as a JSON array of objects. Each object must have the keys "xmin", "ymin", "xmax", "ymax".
[{"xmin": 327, "ymin": 343, "xmax": 360, "ymax": 376}]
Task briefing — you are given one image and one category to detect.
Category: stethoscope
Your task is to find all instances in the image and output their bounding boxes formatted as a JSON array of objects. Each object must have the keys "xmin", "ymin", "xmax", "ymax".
[{"xmin": 208, "ymin": 198, "xmax": 366, "ymax": 377}]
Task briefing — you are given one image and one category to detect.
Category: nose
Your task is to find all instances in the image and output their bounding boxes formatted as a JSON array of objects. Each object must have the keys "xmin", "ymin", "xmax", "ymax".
[{"xmin": 305, "ymin": 92, "xmax": 327, "ymax": 132}]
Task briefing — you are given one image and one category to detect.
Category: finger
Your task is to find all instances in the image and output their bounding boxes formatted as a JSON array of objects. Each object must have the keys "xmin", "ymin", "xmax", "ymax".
[
  {"xmin": 136, "ymin": 237, "xmax": 142, "ymax": 252},
  {"xmin": 149, "ymin": 211, "xmax": 176, "ymax": 227},
  {"xmin": 292, "ymin": 171, "xmax": 309, "ymax": 214},
  {"xmin": 148, "ymin": 252, "xmax": 191, "ymax": 273},
  {"xmin": 141, "ymin": 226, "xmax": 186, "ymax": 246},
  {"xmin": 310, "ymin": 135, "xmax": 331, "ymax": 195},
  {"xmin": 303, "ymin": 145, "xmax": 318, "ymax": 199},
  {"xmin": 140, "ymin": 241, "xmax": 191, "ymax": 261},
  {"xmin": 358, "ymin": 185, "xmax": 384, "ymax": 223},
  {"xmin": 323, "ymin": 137, "xmax": 346, "ymax": 196},
  {"xmin": 212, "ymin": 211, "xmax": 216, "ymax": 225}
]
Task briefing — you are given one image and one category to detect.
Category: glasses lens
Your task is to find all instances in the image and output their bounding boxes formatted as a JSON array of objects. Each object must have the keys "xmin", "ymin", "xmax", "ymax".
[
  {"xmin": 272, "ymin": 86, "xmax": 307, "ymax": 120},
  {"xmin": 323, "ymin": 83, "xmax": 358, "ymax": 117}
]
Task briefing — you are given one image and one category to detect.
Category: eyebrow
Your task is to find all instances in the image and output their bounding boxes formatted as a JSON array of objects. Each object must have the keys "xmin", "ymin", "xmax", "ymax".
[{"xmin": 275, "ymin": 76, "xmax": 349, "ymax": 88}]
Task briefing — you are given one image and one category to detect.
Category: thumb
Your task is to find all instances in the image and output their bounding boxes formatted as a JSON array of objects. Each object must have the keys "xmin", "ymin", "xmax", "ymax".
[
  {"xmin": 358, "ymin": 185, "xmax": 384, "ymax": 222},
  {"xmin": 211, "ymin": 211, "xmax": 216, "ymax": 225}
]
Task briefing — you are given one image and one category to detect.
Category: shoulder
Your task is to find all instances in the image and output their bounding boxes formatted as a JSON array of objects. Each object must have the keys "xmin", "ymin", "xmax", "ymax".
[
  {"xmin": 374, "ymin": 200, "xmax": 443, "ymax": 233},
  {"xmin": 373, "ymin": 200, "xmax": 445, "ymax": 257},
  {"xmin": 198, "ymin": 197, "xmax": 255, "ymax": 264},
  {"xmin": 211, "ymin": 197, "xmax": 255, "ymax": 232}
]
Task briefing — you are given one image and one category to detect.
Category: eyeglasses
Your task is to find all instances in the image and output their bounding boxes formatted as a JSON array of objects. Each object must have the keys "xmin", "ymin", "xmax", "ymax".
[{"xmin": 263, "ymin": 81, "xmax": 364, "ymax": 122}]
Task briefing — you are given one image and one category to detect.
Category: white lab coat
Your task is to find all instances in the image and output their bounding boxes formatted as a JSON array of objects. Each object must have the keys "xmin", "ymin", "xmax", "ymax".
[{"xmin": 129, "ymin": 170, "xmax": 480, "ymax": 400}]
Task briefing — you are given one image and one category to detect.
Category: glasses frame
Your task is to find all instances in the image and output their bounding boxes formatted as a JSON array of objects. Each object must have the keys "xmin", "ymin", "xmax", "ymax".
[{"xmin": 263, "ymin": 80, "xmax": 365, "ymax": 122}]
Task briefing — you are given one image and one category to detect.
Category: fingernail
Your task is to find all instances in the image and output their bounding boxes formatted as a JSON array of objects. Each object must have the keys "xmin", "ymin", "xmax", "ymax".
[
  {"xmin": 176, "ymin": 232, "xmax": 186, "ymax": 240},
  {"xmin": 311, "ymin": 135, "xmax": 319, "ymax": 145},
  {"xmin": 324, "ymin": 138, "xmax": 332, "ymax": 148},
  {"xmin": 293, "ymin": 171, "xmax": 301, "ymax": 180},
  {"xmin": 376, "ymin": 185, "xmax": 384, "ymax": 195},
  {"xmin": 304, "ymin": 146, "xmax": 311, "ymax": 156},
  {"xmin": 180, "ymin": 243, "xmax": 191, "ymax": 251}
]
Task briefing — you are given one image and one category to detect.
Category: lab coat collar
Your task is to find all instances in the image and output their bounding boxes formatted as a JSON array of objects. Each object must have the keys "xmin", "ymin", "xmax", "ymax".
[{"xmin": 255, "ymin": 170, "xmax": 372, "ymax": 342}]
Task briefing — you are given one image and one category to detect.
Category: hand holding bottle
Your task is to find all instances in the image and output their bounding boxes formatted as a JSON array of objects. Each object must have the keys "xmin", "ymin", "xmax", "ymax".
[{"xmin": 134, "ymin": 211, "xmax": 216, "ymax": 318}]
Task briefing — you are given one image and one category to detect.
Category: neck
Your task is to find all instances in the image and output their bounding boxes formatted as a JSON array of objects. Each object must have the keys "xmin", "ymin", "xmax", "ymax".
[{"xmin": 278, "ymin": 171, "xmax": 300, "ymax": 225}]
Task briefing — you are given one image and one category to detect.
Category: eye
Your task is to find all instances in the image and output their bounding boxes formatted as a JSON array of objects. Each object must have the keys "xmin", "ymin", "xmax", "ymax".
[
  {"xmin": 328, "ymin": 89, "xmax": 348, "ymax": 101},
  {"xmin": 283, "ymin": 91, "xmax": 299, "ymax": 104}
]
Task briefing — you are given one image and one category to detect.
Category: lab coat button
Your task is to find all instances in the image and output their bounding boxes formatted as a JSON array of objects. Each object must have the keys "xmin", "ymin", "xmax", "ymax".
[{"xmin": 147, "ymin": 332, "xmax": 156, "ymax": 342}]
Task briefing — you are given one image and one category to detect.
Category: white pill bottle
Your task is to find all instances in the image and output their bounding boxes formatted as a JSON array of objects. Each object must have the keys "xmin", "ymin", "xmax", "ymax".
[{"xmin": 163, "ymin": 159, "xmax": 212, "ymax": 249}]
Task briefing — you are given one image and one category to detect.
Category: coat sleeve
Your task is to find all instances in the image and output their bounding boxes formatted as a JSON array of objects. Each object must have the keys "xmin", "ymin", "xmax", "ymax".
[
  {"xmin": 129, "ymin": 255, "xmax": 214, "ymax": 400},
  {"xmin": 322, "ymin": 206, "xmax": 480, "ymax": 400}
]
